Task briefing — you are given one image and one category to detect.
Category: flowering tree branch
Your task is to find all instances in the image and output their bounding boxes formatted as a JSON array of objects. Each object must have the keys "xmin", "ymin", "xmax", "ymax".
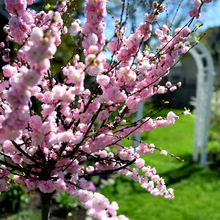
[{"xmin": 0, "ymin": 0, "xmax": 212, "ymax": 219}]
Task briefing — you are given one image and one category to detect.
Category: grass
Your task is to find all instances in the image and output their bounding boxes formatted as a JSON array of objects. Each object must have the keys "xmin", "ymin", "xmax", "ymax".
[
  {"xmin": 7, "ymin": 210, "xmax": 41, "ymax": 220},
  {"xmin": 100, "ymin": 109, "xmax": 220, "ymax": 220},
  {"xmin": 2, "ymin": 109, "xmax": 220, "ymax": 220}
]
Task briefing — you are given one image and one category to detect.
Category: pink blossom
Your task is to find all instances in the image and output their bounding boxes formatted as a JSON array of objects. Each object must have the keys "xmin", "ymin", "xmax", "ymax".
[
  {"xmin": 52, "ymin": 85, "xmax": 66, "ymax": 100},
  {"xmin": 2, "ymin": 55, "xmax": 10, "ymax": 62},
  {"xmin": 151, "ymin": 188, "xmax": 159, "ymax": 196},
  {"xmin": 5, "ymin": 0, "xmax": 27, "ymax": 14},
  {"xmin": 30, "ymin": 27, "xmax": 44, "ymax": 42},
  {"xmin": 57, "ymin": 131, "xmax": 74, "ymax": 143},
  {"xmin": 157, "ymin": 86, "xmax": 167, "ymax": 94},
  {"xmin": 75, "ymin": 189, "xmax": 93, "ymax": 203},
  {"xmin": 177, "ymin": 82, "xmax": 182, "ymax": 87},
  {"xmin": 70, "ymin": 19, "xmax": 81, "ymax": 36},
  {"xmin": 72, "ymin": 131, "xmax": 83, "ymax": 144},
  {"xmin": 167, "ymin": 111, "xmax": 179, "ymax": 125},
  {"xmin": 38, "ymin": 180, "xmax": 55, "ymax": 193},
  {"xmin": 24, "ymin": 69, "xmax": 41, "ymax": 86},
  {"xmin": 0, "ymin": 128, "xmax": 21, "ymax": 141},
  {"xmin": 155, "ymin": 28, "xmax": 163, "ymax": 36},
  {"xmin": 97, "ymin": 109, "xmax": 109, "ymax": 121},
  {"xmin": 141, "ymin": 181, "xmax": 154, "ymax": 192},
  {"xmin": 0, "ymin": 0, "xmax": 212, "ymax": 218},
  {"xmin": 106, "ymin": 86, "xmax": 127, "ymax": 103},
  {"xmin": 165, "ymin": 81, "xmax": 172, "ymax": 88},
  {"xmin": 126, "ymin": 33, "xmax": 142, "ymax": 49},
  {"xmin": 137, "ymin": 60, "xmax": 151, "ymax": 74},
  {"xmin": 136, "ymin": 143, "xmax": 155, "ymax": 155},
  {"xmin": 29, "ymin": 115, "xmax": 42, "ymax": 130},
  {"xmin": 189, "ymin": 7, "xmax": 200, "ymax": 19},
  {"xmin": 194, "ymin": 0, "xmax": 202, "ymax": 7},
  {"xmin": 79, "ymin": 113, "xmax": 92, "ymax": 124},
  {"xmin": 97, "ymin": 75, "xmax": 110, "ymax": 87},
  {"xmin": 162, "ymin": 24, "xmax": 169, "ymax": 33},
  {"xmin": 41, "ymin": 91, "xmax": 53, "ymax": 103},
  {"xmin": 99, "ymin": 150, "xmax": 108, "ymax": 158},
  {"xmin": 3, "ymin": 105, "xmax": 30, "ymax": 130},
  {"xmin": 86, "ymin": 166, "xmax": 95, "ymax": 173},
  {"xmin": 135, "ymin": 158, "xmax": 145, "ymax": 167},
  {"xmin": 165, "ymin": 188, "xmax": 174, "ymax": 199},
  {"xmin": 0, "ymin": 42, "xmax": 5, "ymax": 48},
  {"xmin": 137, "ymin": 23, "xmax": 152, "ymax": 41},
  {"xmin": 140, "ymin": 118, "xmax": 156, "ymax": 131},
  {"xmin": 25, "ymin": 179, "xmax": 37, "ymax": 191},
  {"xmin": 170, "ymin": 86, "xmax": 177, "ymax": 92},
  {"xmin": 11, "ymin": 154, "xmax": 23, "ymax": 164},
  {"xmin": 98, "ymin": 95, "xmax": 110, "ymax": 104},
  {"xmin": 21, "ymin": 11, "xmax": 34, "ymax": 25},
  {"xmin": 62, "ymin": 26, "xmax": 68, "ymax": 35},
  {"xmin": 160, "ymin": 150, "xmax": 168, "ymax": 156},
  {"xmin": 183, "ymin": 109, "xmax": 191, "ymax": 116},
  {"xmin": 151, "ymin": 175, "xmax": 160, "ymax": 182},
  {"xmin": 92, "ymin": 193, "xmax": 110, "ymax": 212},
  {"xmin": 2, "ymin": 140, "xmax": 17, "ymax": 155},
  {"xmin": 2, "ymin": 65, "xmax": 17, "ymax": 78},
  {"xmin": 180, "ymin": 26, "xmax": 191, "ymax": 38},
  {"xmin": 108, "ymin": 37, "xmax": 120, "ymax": 54},
  {"xmin": 116, "ymin": 48, "xmax": 130, "ymax": 62},
  {"xmin": 0, "ymin": 179, "xmax": 9, "ymax": 192},
  {"xmin": 31, "ymin": 131, "xmax": 44, "ymax": 146},
  {"xmin": 125, "ymin": 97, "xmax": 139, "ymax": 112},
  {"xmin": 55, "ymin": 178, "xmax": 67, "ymax": 192},
  {"xmin": 145, "ymin": 13, "xmax": 158, "ymax": 23}
]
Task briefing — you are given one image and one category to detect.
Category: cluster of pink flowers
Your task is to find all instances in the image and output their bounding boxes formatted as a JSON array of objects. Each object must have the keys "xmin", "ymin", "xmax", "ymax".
[
  {"xmin": 0, "ymin": 0, "xmax": 212, "ymax": 219},
  {"xmin": 5, "ymin": 0, "xmax": 35, "ymax": 44},
  {"xmin": 75, "ymin": 190, "xmax": 129, "ymax": 220},
  {"xmin": 190, "ymin": 0, "xmax": 212, "ymax": 19},
  {"xmin": 83, "ymin": 0, "xmax": 107, "ymax": 76}
]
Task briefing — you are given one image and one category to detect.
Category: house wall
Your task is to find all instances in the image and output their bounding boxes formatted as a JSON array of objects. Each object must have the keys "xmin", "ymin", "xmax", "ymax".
[{"xmin": 152, "ymin": 53, "xmax": 198, "ymax": 109}]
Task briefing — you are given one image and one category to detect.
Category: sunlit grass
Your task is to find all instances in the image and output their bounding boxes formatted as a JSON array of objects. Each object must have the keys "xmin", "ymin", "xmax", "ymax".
[
  {"xmin": 3, "ymin": 109, "xmax": 220, "ymax": 220},
  {"xmin": 100, "ymin": 109, "xmax": 220, "ymax": 220}
]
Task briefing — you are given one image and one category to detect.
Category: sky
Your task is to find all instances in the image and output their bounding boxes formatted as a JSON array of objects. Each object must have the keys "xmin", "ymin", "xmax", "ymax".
[
  {"xmin": 105, "ymin": 0, "xmax": 220, "ymax": 37},
  {"xmin": 101, "ymin": 0, "xmax": 220, "ymax": 60},
  {"xmin": 199, "ymin": 0, "xmax": 220, "ymax": 31}
]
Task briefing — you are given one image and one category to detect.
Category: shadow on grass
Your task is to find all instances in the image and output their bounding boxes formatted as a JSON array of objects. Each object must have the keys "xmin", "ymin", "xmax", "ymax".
[
  {"xmin": 111, "ymin": 154, "xmax": 202, "ymax": 194},
  {"xmin": 152, "ymin": 152, "xmax": 220, "ymax": 186},
  {"xmin": 161, "ymin": 154, "xmax": 201, "ymax": 186},
  {"xmin": 104, "ymin": 152, "xmax": 220, "ymax": 198},
  {"xmin": 208, "ymin": 150, "xmax": 220, "ymax": 172}
]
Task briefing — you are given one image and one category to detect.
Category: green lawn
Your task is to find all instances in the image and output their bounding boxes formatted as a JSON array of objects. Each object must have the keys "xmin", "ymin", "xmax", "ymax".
[
  {"xmin": 100, "ymin": 109, "xmax": 220, "ymax": 220},
  {"xmin": 2, "ymin": 109, "xmax": 220, "ymax": 220}
]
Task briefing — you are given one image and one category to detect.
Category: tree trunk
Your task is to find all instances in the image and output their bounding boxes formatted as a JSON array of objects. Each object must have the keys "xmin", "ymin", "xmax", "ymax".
[{"xmin": 40, "ymin": 192, "xmax": 53, "ymax": 220}]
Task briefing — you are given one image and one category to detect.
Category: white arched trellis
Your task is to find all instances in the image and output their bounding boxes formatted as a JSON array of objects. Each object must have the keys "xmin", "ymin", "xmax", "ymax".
[
  {"xmin": 133, "ymin": 42, "xmax": 215, "ymax": 168},
  {"xmin": 191, "ymin": 42, "xmax": 215, "ymax": 168}
]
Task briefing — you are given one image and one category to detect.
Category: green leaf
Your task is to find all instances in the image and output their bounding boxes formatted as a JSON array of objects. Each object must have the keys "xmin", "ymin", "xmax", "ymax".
[
  {"xmin": 195, "ymin": 23, "xmax": 199, "ymax": 29},
  {"xmin": 145, "ymin": 45, "xmax": 149, "ymax": 51},
  {"xmin": 45, "ymin": 3, "xmax": 51, "ymax": 11},
  {"xmin": 156, "ymin": 46, "xmax": 161, "ymax": 50},
  {"xmin": 194, "ymin": 36, "xmax": 200, "ymax": 43},
  {"xmin": 163, "ymin": 100, "xmax": 169, "ymax": 104}
]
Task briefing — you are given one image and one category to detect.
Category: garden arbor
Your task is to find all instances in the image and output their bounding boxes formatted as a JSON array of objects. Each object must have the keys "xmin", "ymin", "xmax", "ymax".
[
  {"xmin": 192, "ymin": 42, "xmax": 215, "ymax": 168},
  {"xmin": 133, "ymin": 42, "xmax": 215, "ymax": 168}
]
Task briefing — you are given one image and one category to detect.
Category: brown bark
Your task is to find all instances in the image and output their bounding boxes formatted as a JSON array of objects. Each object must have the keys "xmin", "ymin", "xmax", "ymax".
[{"xmin": 40, "ymin": 192, "xmax": 53, "ymax": 220}]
